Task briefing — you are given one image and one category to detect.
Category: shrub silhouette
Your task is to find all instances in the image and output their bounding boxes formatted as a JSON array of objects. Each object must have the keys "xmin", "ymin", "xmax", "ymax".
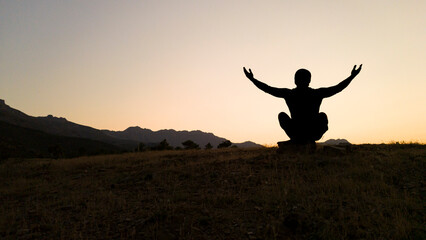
[
  {"xmin": 205, "ymin": 142, "xmax": 213, "ymax": 150},
  {"xmin": 182, "ymin": 140, "xmax": 200, "ymax": 150},
  {"xmin": 152, "ymin": 139, "xmax": 173, "ymax": 151},
  {"xmin": 135, "ymin": 142, "xmax": 146, "ymax": 152},
  {"xmin": 217, "ymin": 140, "xmax": 232, "ymax": 148}
]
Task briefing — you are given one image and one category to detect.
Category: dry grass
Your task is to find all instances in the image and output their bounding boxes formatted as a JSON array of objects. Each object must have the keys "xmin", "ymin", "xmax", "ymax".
[{"xmin": 0, "ymin": 145, "xmax": 424, "ymax": 239}]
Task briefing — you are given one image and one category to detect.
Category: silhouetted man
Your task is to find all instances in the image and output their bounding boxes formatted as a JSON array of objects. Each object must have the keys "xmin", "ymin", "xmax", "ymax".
[{"xmin": 244, "ymin": 65, "xmax": 362, "ymax": 144}]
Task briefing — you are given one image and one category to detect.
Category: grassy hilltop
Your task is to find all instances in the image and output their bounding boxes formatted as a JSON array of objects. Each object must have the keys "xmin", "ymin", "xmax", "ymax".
[{"xmin": 0, "ymin": 144, "xmax": 424, "ymax": 239}]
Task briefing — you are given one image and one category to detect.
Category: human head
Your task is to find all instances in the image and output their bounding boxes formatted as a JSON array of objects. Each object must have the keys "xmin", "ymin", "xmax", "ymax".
[{"xmin": 294, "ymin": 69, "xmax": 311, "ymax": 88}]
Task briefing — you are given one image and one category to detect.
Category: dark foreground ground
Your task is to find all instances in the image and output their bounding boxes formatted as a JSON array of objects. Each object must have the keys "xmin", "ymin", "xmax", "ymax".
[{"xmin": 0, "ymin": 144, "xmax": 424, "ymax": 239}]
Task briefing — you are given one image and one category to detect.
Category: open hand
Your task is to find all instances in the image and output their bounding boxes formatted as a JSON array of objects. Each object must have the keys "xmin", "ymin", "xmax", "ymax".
[
  {"xmin": 351, "ymin": 64, "xmax": 362, "ymax": 76},
  {"xmin": 243, "ymin": 67, "xmax": 254, "ymax": 80}
]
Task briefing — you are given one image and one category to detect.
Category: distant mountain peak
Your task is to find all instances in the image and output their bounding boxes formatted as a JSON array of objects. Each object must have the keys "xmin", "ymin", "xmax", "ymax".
[
  {"xmin": 46, "ymin": 114, "xmax": 67, "ymax": 121},
  {"xmin": 126, "ymin": 126, "xmax": 143, "ymax": 130},
  {"xmin": 234, "ymin": 141, "xmax": 264, "ymax": 148},
  {"xmin": 123, "ymin": 126, "xmax": 152, "ymax": 132},
  {"xmin": 322, "ymin": 139, "xmax": 351, "ymax": 145},
  {"xmin": 0, "ymin": 99, "xmax": 10, "ymax": 109}
]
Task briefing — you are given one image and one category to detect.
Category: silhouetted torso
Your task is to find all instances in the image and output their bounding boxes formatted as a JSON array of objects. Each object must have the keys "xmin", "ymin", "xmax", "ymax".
[{"xmin": 285, "ymin": 87, "xmax": 322, "ymax": 121}]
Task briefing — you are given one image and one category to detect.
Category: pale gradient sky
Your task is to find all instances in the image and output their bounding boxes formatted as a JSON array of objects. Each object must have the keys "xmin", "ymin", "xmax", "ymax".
[{"xmin": 1, "ymin": 0, "xmax": 425, "ymax": 145}]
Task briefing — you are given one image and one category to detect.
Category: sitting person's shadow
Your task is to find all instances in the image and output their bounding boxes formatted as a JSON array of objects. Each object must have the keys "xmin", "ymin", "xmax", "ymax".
[{"xmin": 244, "ymin": 65, "xmax": 362, "ymax": 144}]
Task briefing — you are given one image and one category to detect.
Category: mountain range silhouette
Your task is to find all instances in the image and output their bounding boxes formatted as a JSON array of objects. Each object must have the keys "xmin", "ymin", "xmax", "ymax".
[{"xmin": 0, "ymin": 99, "xmax": 262, "ymax": 158}]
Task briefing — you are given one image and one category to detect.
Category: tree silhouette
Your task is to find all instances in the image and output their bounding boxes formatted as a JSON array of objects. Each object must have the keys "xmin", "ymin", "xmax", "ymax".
[
  {"xmin": 153, "ymin": 139, "xmax": 172, "ymax": 151},
  {"xmin": 182, "ymin": 140, "xmax": 200, "ymax": 150},
  {"xmin": 218, "ymin": 140, "xmax": 232, "ymax": 148},
  {"xmin": 205, "ymin": 142, "xmax": 213, "ymax": 150},
  {"xmin": 135, "ymin": 142, "xmax": 146, "ymax": 152}
]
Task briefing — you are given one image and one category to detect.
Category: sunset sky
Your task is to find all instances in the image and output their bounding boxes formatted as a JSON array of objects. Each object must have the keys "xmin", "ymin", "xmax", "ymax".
[{"xmin": 1, "ymin": 0, "xmax": 425, "ymax": 145}]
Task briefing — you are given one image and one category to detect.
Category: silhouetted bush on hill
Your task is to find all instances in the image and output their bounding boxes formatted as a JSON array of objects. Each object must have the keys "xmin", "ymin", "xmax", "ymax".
[
  {"xmin": 135, "ymin": 142, "xmax": 146, "ymax": 152},
  {"xmin": 182, "ymin": 140, "xmax": 200, "ymax": 150},
  {"xmin": 218, "ymin": 140, "xmax": 232, "ymax": 148},
  {"xmin": 150, "ymin": 139, "xmax": 173, "ymax": 151}
]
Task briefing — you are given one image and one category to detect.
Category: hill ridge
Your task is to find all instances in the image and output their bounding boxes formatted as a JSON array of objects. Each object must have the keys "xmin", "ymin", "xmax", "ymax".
[{"xmin": 0, "ymin": 99, "xmax": 262, "ymax": 151}]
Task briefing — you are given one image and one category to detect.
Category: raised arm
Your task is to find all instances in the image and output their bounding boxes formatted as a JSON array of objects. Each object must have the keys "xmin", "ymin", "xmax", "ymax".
[
  {"xmin": 318, "ymin": 64, "xmax": 362, "ymax": 98},
  {"xmin": 243, "ymin": 67, "xmax": 289, "ymax": 98}
]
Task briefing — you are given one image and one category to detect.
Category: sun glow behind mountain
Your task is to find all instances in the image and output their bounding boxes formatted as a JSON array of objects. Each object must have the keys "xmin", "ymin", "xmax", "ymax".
[{"xmin": 1, "ymin": 0, "xmax": 425, "ymax": 145}]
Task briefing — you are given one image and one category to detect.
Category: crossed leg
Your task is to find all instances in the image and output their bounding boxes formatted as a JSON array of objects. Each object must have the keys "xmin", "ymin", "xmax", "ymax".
[
  {"xmin": 278, "ymin": 112, "xmax": 328, "ymax": 142},
  {"xmin": 312, "ymin": 112, "xmax": 328, "ymax": 141},
  {"xmin": 278, "ymin": 112, "xmax": 295, "ymax": 140}
]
